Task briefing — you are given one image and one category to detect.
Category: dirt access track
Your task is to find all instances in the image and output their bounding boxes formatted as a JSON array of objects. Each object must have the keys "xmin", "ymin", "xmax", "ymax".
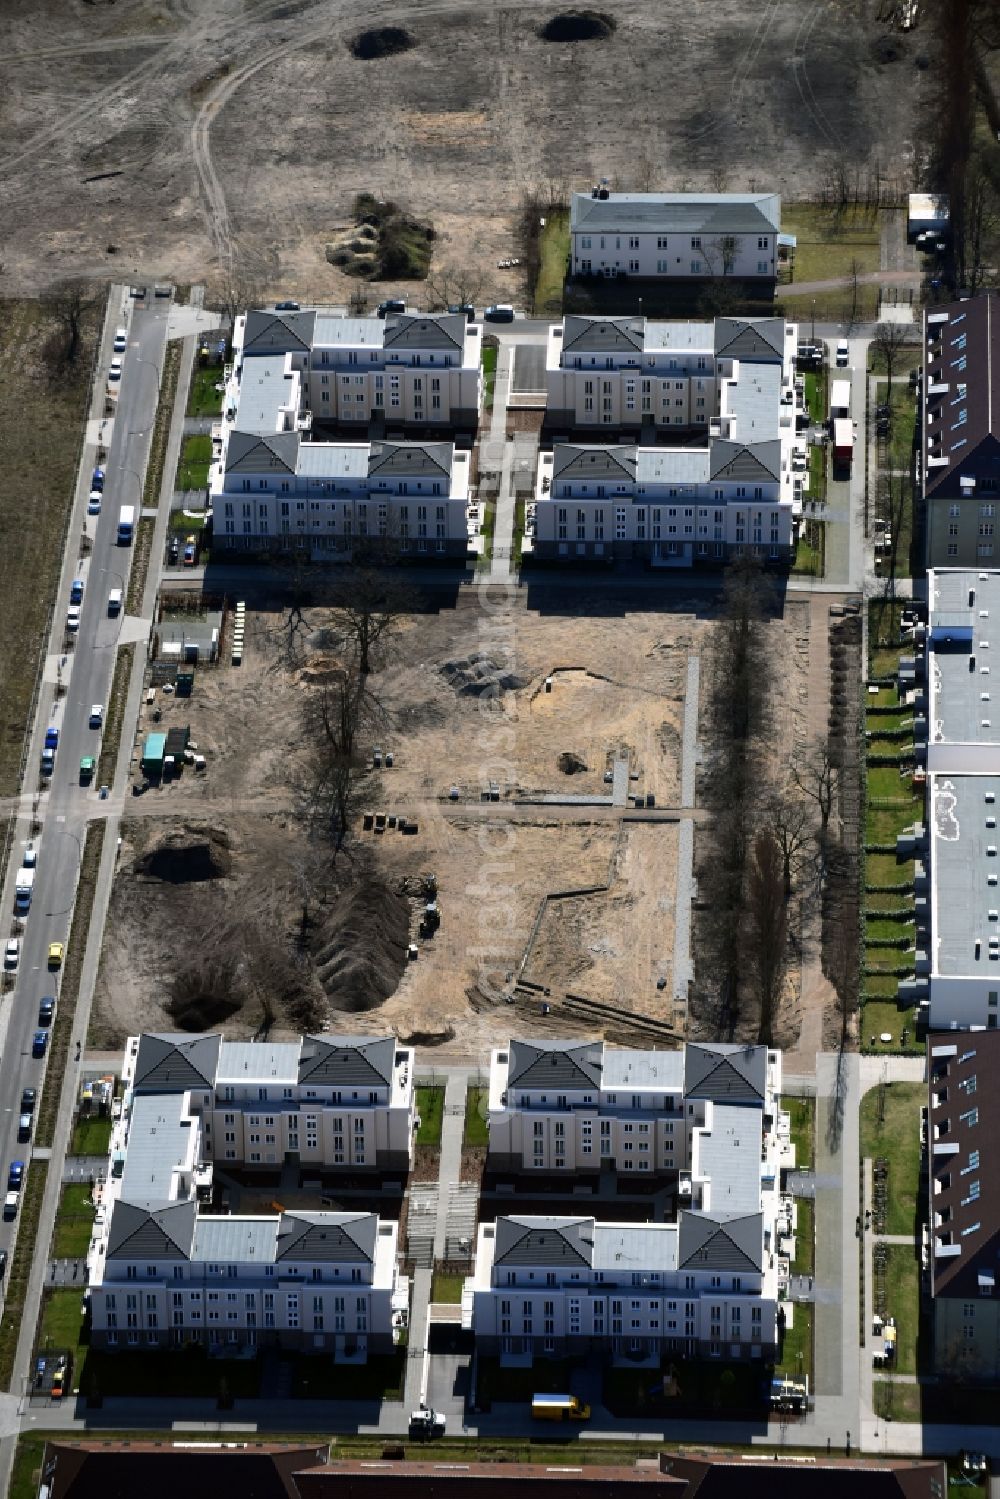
[
  {"xmin": 1, "ymin": 0, "xmax": 925, "ymax": 295},
  {"xmin": 92, "ymin": 586, "xmax": 810, "ymax": 1064}
]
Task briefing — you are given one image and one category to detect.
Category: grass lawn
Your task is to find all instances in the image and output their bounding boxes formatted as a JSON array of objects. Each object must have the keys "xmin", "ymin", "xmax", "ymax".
[
  {"xmin": 534, "ymin": 208, "xmax": 569, "ymax": 314},
  {"xmin": 775, "ymin": 1302, "xmax": 813, "ymax": 1385},
  {"xmin": 169, "ymin": 507, "xmax": 209, "ymax": 533},
  {"xmin": 186, "ymin": 363, "xmax": 224, "ymax": 418},
  {"xmin": 431, "ymin": 1271, "xmax": 465, "ymax": 1304},
  {"xmin": 176, "ymin": 433, "xmax": 213, "ymax": 491},
  {"xmin": 415, "ymin": 1085, "xmax": 444, "ymax": 1147},
  {"xmin": 870, "ymin": 344, "xmax": 922, "ymax": 375},
  {"xmin": 859, "ymin": 1082, "xmax": 924, "ymax": 1233},
  {"xmin": 52, "ymin": 1184, "xmax": 96, "ymax": 1259},
  {"xmin": 475, "ymin": 499, "xmax": 496, "ymax": 572},
  {"xmin": 482, "ymin": 343, "xmax": 498, "ymax": 411},
  {"xmin": 784, "ymin": 1096, "xmax": 814, "ymax": 1171},
  {"xmin": 864, "ymin": 974, "xmax": 902, "ymax": 999},
  {"xmin": 807, "ymin": 446, "xmax": 827, "ymax": 507},
  {"xmin": 290, "ymin": 1350, "xmax": 404, "ymax": 1401},
  {"xmin": 792, "ymin": 1197, "xmax": 814, "ymax": 1275},
  {"xmin": 870, "ymin": 646, "xmax": 902, "ymax": 677},
  {"xmin": 792, "ymin": 523, "xmax": 824, "ymax": 577},
  {"xmin": 860, "ymin": 1004, "xmax": 920, "ymax": 1056},
  {"xmin": 803, "ymin": 369, "xmax": 827, "ymax": 424},
  {"xmin": 70, "ymin": 1113, "xmax": 113, "ymax": 1157},
  {"xmin": 0, "ymin": 295, "xmax": 103, "ymax": 796},
  {"xmin": 866, "ymin": 803, "xmax": 921, "ymax": 844},
  {"xmin": 883, "ymin": 1244, "xmax": 921, "ymax": 1374},
  {"xmin": 464, "ymin": 1085, "xmax": 489, "ymax": 1147},
  {"xmin": 780, "ymin": 202, "xmax": 881, "ymax": 285},
  {"xmin": 865, "ymin": 916, "xmax": 914, "ymax": 943},
  {"xmin": 865, "ymin": 852, "xmax": 914, "ymax": 885}
]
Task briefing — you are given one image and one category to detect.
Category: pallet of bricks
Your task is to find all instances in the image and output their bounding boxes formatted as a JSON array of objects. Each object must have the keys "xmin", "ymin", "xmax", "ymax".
[{"xmin": 232, "ymin": 600, "xmax": 245, "ymax": 665}]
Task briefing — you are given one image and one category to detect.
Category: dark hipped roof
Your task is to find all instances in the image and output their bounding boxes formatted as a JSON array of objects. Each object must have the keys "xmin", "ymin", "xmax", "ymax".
[
  {"xmin": 683, "ymin": 1042, "xmax": 766, "ymax": 1103},
  {"xmin": 296, "ymin": 1462, "xmax": 674, "ymax": 1499},
  {"xmin": 551, "ymin": 444, "xmax": 638, "ymax": 482},
  {"xmin": 132, "ymin": 1034, "xmax": 221, "ymax": 1092},
  {"xmin": 708, "ymin": 438, "xmax": 781, "ymax": 483},
  {"xmin": 561, "ymin": 315, "xmax": 644, "ymax": 355},
  {"xmin": 367, "ymin": 442, "xmax": 453, "ymax": 480},
  {"xmin": 275, "ymin": 1211, "xmax": 378, "ymax": 1264},
  {"xmin": 677, "ymin": 1210, "xmax": 763, "ymax": 1272},
  {"xmin": 106, "ymin": 1199, "xmax": 197, "ymax": 1261},
  {"xmin": 298, "ymin": 1035, "xmax": 395, "ymax": 1087},
  {"xmin": 714, "ymin": 316, "xmax": 786, "ymax": 361},
  {"xmin": 225, "ymin": 430, "xmax": 301, "ymax": 475},
  {"xmin": 493, "ymin": 1217, "xmax": 594, "ymax": 1268},
  {"xmin": 923, "ymin": 294, "xmax": 1000, "ymax": 500},
  {"xmin": 507, "ymin": 1039, "xmax": 603, "ymax": 1090},
  {"xmin": 661, "ymin": 1453, "xmax": 948, "ymax": 1499},
  {"xmin": 42, "ymin": 1441, "xmax": 327, "ymax": 1499},
  {"xmin": 570, "ymin": 192, "xmax": 781, "ymax": 237},
  {"xmin": 383, "ymin": 312, "xmax": 465, "ymax": 351},
  {"xmin": 243, "ymin": 309, "xmax": 316, "ymax": 354},
  {"xmin": 927, "ymin": 1031, "xmax": 1000, "ymax": 1298}
]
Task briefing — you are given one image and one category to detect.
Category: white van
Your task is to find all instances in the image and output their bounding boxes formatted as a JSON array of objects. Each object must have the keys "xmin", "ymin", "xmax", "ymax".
[
  {"xmin": 108, "ymin": 588, "xmax": 123, "ymax": 614},
  {"xmin": 836, "ymin": 339, "xmax": 849, "ymax": 367}
]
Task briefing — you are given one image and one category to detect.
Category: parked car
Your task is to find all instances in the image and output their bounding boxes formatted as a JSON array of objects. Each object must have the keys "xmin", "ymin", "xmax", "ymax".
[
  {"xmin": 108, "ymin": 357, "xmax": 123, "ymax": 383},
  {"xmin": 66, "ymin": 606, "xmax": 81, "ymax": 632},
  {"xmin": 16, "ymin": 1115, "xmax": 31, "ymax": 1144},
  {"xmin": 448, "ymin": 303, "xmax": 476, "ymax": 322},
  {"xmin": 7, "ymin": 1162, "xmax": 24, "ymax": 1192},
  {"xmin": 89, "ymin": 704, "xmax": 104, "ymax": 729},
  {"xmin": 44, "ymin": 727, "xmax": 59, "ymax": 751},
  {"xmin": 21, "ymin": 1088, "xmax": 36, "ymax": 1113},
  {"xmin": 183, "ymin": 539, "xmax": 197, "ymax": 566},
  {"xmin": 47, "ymin": 941, "xmax": 64, "ymax": 969},
  {"xmin": 79, "ymin": 757, "xmax": 96, "ymax": 785},
  {"xmin": 113, "ymin": 327, "xmax": 128, "ymax": 353},
  {"xmin": 38, "ymin": 997, "xmax": 55, "ymax": 1025},
  {"xmin": 3, "ymin": 939, "xmax": 19, "ymax": 970},
  {"xmin": 484, "ymin": 303, "xmax": 515, "ymax": 322},
  {"xmin": 376, "ymin": 298, "xmax": 406, "ymax": 318},
  {"xmin": 87, "ymin": 492, "xmax": 102, "ymax": 515},
  {"xmin": 836, "ymin": 339, "xmax": 849, "ymax": 367},
  {"xmin": 167, "ymin": 537, "xmax": 180, "ymax": 565},
  {"xmin": 274, "ymin": 299, "xmax": 300, "ymax": 312},
  {"xmin": 32, "ymin": 1031, "xmax": 48, "ymax": 1059},
  {"xmin": 23, "ymin": 843, "xmax": 37, "ymax": 868},
  {"xmin": 92, "ymin": 467, "xmax": 106, "ymax": 492},
  {"xmin": 70, "ymin": 578, "xmax": 84, "ymax": 605},
  {"xmin": 0, "ymin": 1251, "xmax": 8, "ymax": 1276},
  {"xmin": 108, "ymin": 589, "xmax": 123, "ymax": 615},
  {"xmin": 3, "ymin": 1193, "xmax": 18, "ymax": 1220}
]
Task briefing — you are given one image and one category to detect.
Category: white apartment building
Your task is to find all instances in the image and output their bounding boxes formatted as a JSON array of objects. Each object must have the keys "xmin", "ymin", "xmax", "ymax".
[
  {"xmin": 87, "ymin": 1033, "xmax": 410, "ymax": 1358},
  {"xmin": 487, "ymin": 1038, "xmax": 782, "ymax": 1178},
  {"xmin": 915, "ymin": 570, "xmax": 1000, "ymax": 1031},
  {"xmin": 533, "ymin": 316, "xmax": 801, "ymax": 567},
  {"xmin": 208, "ymin": 307, "xmax": 481, "ymax": 557},
  {"xmin": 569, "ymin": 191, "xmax": 781, "ymax": 283}
]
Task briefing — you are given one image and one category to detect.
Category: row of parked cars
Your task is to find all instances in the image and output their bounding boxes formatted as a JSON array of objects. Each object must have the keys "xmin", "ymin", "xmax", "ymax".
[{"xmin": 3, "ymin": 1089, "xmax": 39, "ymax": 1221}]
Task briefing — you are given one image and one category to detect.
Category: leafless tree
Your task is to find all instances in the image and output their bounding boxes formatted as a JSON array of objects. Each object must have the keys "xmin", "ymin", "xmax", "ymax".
[
  {"xmin": 702, "ymin": 235, "xmax": 741, "ymax": 278},
  {"xmin": 846, "ymin": 257, "xmax": 864, "ymax": 329},
  {"xmin": 793, "ymin": 742, "xmax": 840, "ymax": 835},
  {"xmin": 872, "ymin": 321, "xmax": 914, "ymax": 389},
  {"xmin": 959, "ymin": 164, "xmax": 1000, "ymax": 296},
  {"xmin": 211, "ymin": 248, "xmax": 279, "ymax": 332},
  {"xmin": 425, "ymin": 265, "xmax": 488, "ymax": 312},
  {"xmin": 763, "ymin": 786, "xmax": 814, "ymax": 899},
  {"xmin": 45, "ymin": 278, "xmax": 98, "ymax": 373},
  {"xmin": 299, "ymin": 656, "xmax": 380, "ymax": 848},
  {"xmin": 329, "ymin": 568, "xmax": 415, "ymax": 676},
  {"xmin": 747, "ymin": 827, "xmax": 788, "ymax": 1046}
]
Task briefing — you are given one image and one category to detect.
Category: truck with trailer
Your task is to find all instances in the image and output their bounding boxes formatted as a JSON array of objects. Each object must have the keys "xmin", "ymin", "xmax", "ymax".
[
  {"xmin": 833, "ymin": 418, "xmax": 854, "ymax": 473},
  {"xmin": 14, "ymin": 868, "xmax": 35, "ymax": 913},
  {"xmin": 531, "ymin": 1393, "xmax": 591, "ymax": 1422},
  {"xmin": 117, "ymin": 505, "xmax": 135, "ymax": 545},
  {"xmin": 829, "ymin": 379, "xmax": 851, "ymax": 421}
]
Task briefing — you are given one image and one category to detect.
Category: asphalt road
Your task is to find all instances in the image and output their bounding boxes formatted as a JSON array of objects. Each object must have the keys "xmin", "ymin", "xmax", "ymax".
[{"xmin": 0, "ymin": 288, "xmax": 167, "ymax": 1264}]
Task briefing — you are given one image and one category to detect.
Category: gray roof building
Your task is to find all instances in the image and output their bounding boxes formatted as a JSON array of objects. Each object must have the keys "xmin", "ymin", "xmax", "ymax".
[
  {"xmin": 714, "ymin": 317, "xmax": 786, "ymax": 362},
  {"xmin": 367, "ymin": 442, "xmax": 453, "ymax": 481},
  {"xmin": 242, "ymin": 309, "xmax": 316, "ymax": 355},
  {"xmin": 132, "ymin": 1034, "xmax": 221, "ymax": 1093},
  {"xmin": 506, "ymin": 1040, "xmax": 604, "ymax": 1090},
  {"xmin": 551, "ymin": 445, "xmax": 638, "ymax": 483},
  {"xmin": 677, "ymin": 1210, "xmax": 764, "ymax": 1272},
  {"xmin": 493, "ymin": 1216, "xmax": 594, "ymax": 1268},
  {"xmin": 297, "ymin": 1035, "xmax": 396, "ymax": 1088},
  {"xmin": 106, "ymin": 1199, "xmax": 197, "ymax": 1261},
  {"xmin": 225, "ymin": 429, "xmax": 300, "ymax": 476},
  {"xmin": 684, "ymin": 1042, "xmax": 767, "ymax": 1104},
  {"xmin": 561, "ymin": 316, "xmax": 644, "ymax": 356},
  {"xmin": 708, "ymin": 438, "xmax": 782, "ymax": 483},
  {"xmin": 570, "ymin": 192, "xmax": 781, "ymax": 237},
  {"xmin": 383, "ymin": 313, "xmax": 465, "ymax": 351},
  {"xmin": 275, "ymin": 1212, "xmax": 378, "ymax": 1264}
]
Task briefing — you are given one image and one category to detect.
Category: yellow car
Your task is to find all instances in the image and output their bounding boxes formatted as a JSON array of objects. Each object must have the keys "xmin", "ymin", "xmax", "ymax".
[{"xmin": 47, "ymin": 942, "xmax": 64, "ymax": 970}]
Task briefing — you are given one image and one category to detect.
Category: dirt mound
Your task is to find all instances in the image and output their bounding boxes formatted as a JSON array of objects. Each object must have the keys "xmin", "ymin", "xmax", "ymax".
[
  {"xmin": 135, "ymin": 827, "xmax": 233, "ymax": 883},
  {"xmin": 538, "ymin": 10, "xmax": 616, "ymax": 42},
  {"xmin": 440, "ymin": 653, "xmax": 530, "ymax": 697},
  {"xmin": 350, "ymin": 27, "xmax": 417, "ymax": 60},
  {"xmin": 558, "ymin": 751, "xmax": 588, "ymax": 775},
  {"xmin": 296, "ymin": 654, "xmax": 347, "ymax": 686},
  {"xmin": 313, "ymin": 878, "xmax": 410, "ymax": 1012}
]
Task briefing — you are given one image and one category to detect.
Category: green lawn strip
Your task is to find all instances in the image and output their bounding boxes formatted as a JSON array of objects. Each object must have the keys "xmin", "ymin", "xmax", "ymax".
[
  {"xmin": 431, "ymin": 1271, "xmax": 464, "ymax": 1304},
  {"xmin": 807, "ymin": 447, "xmax": 827, "ymax": 508},
  {"xmin": 866, "ymin": 804, "xmax": 921, "ymax": 843},
  {"xmin": 875, "ymin": 378, "xmax": 917, "ymax": 474},
  {"xmin": 186, "ymin": 362, "xmax": 225, "ymax": 418},
  {"xmin": 0, "ymin": 1162, "xmax": 49, "ymax": 1388},
  {"xmin": 511, "ymin": 497, "xmax": 526, "ymax": 568},
  {"xmin": 792, "ymin": 525, "xmax": 823, "ymax": 577},
  {"xmin": 176, "ymin": 433, "xmax": 213, "ymax": 491},
  {"xmin": 533, "ymin": 209, "xmax": 569, "ymax": 314},
  {"xmin": 70, "ymin": 1113, "xmax": 112, "ymax": 1156},
  {"xmin": 865, "ymin": 852, "xmax": 914, "ymax": 885},
  {"xmin": 482, "ymin": 344, "xmax": 498, "ymax": 411},
  {"xmin": 126, "ymin": 518, "xmax": 155, "ymax": 615},
  {"xmin": 52, "ymin": 1185, "xmax": 96, "ymax": 1259},
  {"xmin": 873, "ymin": 1377, "xmax": 920, "ymax": 1422},
  {"xmin": 803, "ymin": 369, "xmax": 827, "ymax": 424},
  {"xmin": 783, "ymin": 1096, "xmax": 814, "ymax": 1171},
  {"xmin": 775, "ymin": 1302, "xmax": 813, "ymax": 1385},
  {"xmin": 415, "ymin": 1085, "xmax": 444, "ymax": 1147},
  {"xmin": 142, "ymin": 340, "xmax": 177, "ymax": 510},
  {"xmin": 883, "ymin": 1244, "xmax": 921, "ymax": 1375},
  {"xmin": 169, "ymin": 507, "xmax": 209, "ymax": 533},
  {"xmin": 0, "ymin": 294, "xmax": 104, "ymax": 796},
  {"xmin": 863, "ymin": 974, "xmax": 902, "ymax": 999},
  {"xmin": 36, "ymin": 823, "xmax": 106, "ymax": 1148},
  {"xmin": 96, "ymin": 642, "xmax": 136, "ymax": 786},
  {"xmin": 475, "ymin": 500, "xmax": 496, "ymax": 572},
  {"xmin": 859, "ymin": 1083, "xmax": 923, "ymax": 1234},
  {"xmin": 865, "ymin": 916, "xmax": 914, "ymax": 942},
  {"xmin": 870, "ymin": 345, "xmax": 922, "ymax": 375},
  {"xmin": 860, "ymin": 1005, "xmax": 919, "ymax": 1054},
  {"xmin": 780, "ymin": 203, "xmax": 881, "ymax": 285},
  {"xmin": 792, "ymin": 1197, "xmax": 814, "ymax": 1276},
  {"xmin": 463, "ymin": 1085, "xmax": 489, "ymax": 1147}
]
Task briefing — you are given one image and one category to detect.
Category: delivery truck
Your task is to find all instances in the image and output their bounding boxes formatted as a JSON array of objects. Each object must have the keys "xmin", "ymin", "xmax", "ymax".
[
  {"xmin": 531, "ymin": 1393, "xmax": 591, "ymax": 1422},
  {"xmin": 14, "ymin": 868, "xmax": 35, "ymax": 913},
  {"xmin": 117, "ymin": 505, "xmax": 135, "ymax": 545},
  {"xmin": 833, "ymin": 418, "xmax": 854, "ymax": 473}
]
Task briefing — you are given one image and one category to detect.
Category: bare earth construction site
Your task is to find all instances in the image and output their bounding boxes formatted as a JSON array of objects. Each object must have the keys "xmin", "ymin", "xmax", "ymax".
[
  {"xmin": 1, "ymin": 0, "xmax": 922, "ymax": 294},
  {"xmin": 93, "ymin": 589, "xmax": 812, "ymax": 1061}
]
